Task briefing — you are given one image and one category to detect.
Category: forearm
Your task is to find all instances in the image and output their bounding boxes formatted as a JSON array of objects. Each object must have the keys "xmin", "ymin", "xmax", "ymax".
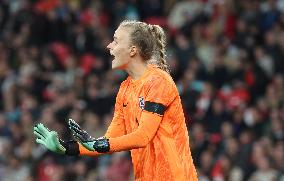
[
  {"xmin": 104, "ymin": 118, "xmax": 126, "ymax": 138},
  {"xmin": 109, "ymin": 128, "xmax": 149, "ymax": 152},
  {"xmin": 61, "ymin": 140, "xmax": 103, "ymax": 156},
  {"xmin": 78, "ymin": 143, "xmax": 103, "ymax": 156},
  {"xmin": 68, "ymin": 112, "xmax": 162, "ymax": 154},
  {"xmin": 109, "ymin": 111, "xmax": 162, "ymax": 152}
]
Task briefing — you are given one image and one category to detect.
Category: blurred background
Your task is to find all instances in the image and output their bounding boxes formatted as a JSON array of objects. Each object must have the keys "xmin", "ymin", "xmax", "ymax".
[{"xmin": 0, "ymin": 0, "xmax": 284, "ymax": 180}]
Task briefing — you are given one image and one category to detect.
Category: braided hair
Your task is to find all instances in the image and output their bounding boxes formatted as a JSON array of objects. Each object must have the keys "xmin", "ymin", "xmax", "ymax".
[{"xmin": 148, "ymin": 24, "xmax": 170, "ymax": 73}]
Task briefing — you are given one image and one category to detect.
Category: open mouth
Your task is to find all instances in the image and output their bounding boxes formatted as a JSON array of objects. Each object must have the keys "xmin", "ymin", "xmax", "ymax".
[{"xmin": 110, "ymin": 52, "xmax": 115, "ymax": 61}]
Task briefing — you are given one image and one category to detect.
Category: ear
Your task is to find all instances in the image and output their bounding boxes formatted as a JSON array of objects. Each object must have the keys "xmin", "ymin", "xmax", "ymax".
[{"xmin": 129, "ymin": 46, "xmax": 138, "ymax": 57}]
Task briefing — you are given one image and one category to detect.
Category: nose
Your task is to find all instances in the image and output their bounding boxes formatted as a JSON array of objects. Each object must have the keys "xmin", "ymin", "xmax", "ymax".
[{"xmin": 107, "ymin": 42, "xmax": 112, "ymax": 49}]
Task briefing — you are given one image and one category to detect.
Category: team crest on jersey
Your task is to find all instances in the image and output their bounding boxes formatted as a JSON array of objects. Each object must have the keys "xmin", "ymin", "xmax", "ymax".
[{"xmin": 138, "ymin": 96, "xmax": 145, "ymax": 110}]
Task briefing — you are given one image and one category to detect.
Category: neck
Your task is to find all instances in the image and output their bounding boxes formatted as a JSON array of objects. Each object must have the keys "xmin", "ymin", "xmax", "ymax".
[{"xmin": 125, "ymin": 58, "xmax": 148, "ymax": 80}]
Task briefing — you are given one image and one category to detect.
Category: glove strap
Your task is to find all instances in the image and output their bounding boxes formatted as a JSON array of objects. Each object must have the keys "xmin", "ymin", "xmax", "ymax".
[
  {"xmin": 93, "ymin": 137, "xmax": 110, "ymax": 153},
  {"xmin": 60, "ymin": 140, "xmax": 80, "ymax": 156}
]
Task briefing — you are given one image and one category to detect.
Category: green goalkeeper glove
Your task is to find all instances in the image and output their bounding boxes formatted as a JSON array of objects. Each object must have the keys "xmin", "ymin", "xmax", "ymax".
[
  {"xmin": 33, "ymin": 123, "xmax": 79, "ymax": 155},
  {"xmin": 68, "ymin": 118, "xmax": 110, "ymax": 153}
]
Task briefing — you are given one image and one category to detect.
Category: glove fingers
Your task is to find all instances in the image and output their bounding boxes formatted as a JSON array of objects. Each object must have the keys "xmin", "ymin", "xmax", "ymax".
[
  {"xmin": 68, "ymin": 118, "xmax": 95, "ymax": 143},
  {"xmin": 36, "ymin": 138, "xmax": 46, "ymax": 147},
  {"xmin": 70, "ymin": 126, "xmax": 83, "ymax": 136},
  {"xmin": 34, "ymin": 130, "xmax": 46, "ymax": 140},
  {"xmin": 72, "ymin": 131, "xmax": 91, "ymax": 143},
  {"xmin": 34, "ymin": 125, "xmax": 47, "ymax": 139},
  {"xmin": 36, "ymin": 123, "xmax": 50, "ymax": 138},
  {"xmin": 76, "ymin": 133, "xmax": 96, "ymax": 143},
  {"xmin": 71, "ymin": 131, "xmax": 84, "ymax": 142},
  {"xmin": 68, "ymin": 119, "xmax": 81, "ymax": 131},
  {"xmin": 68, "ymin": 119, "xmax": 83, "ymax": 135}
]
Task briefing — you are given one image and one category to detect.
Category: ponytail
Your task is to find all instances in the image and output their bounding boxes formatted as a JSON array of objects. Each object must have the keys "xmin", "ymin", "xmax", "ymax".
[{"xmin": 148, "ymin": 24, "xmax": 170, "ymax": 74}]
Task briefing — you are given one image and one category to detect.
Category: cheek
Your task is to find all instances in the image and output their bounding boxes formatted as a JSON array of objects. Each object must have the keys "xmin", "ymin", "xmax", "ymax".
[
  {"xmin": 115, "ymin": 46, "xmax": 129, "ymax": 57},
  {"xmin": 113, "ymin": 46, "xmax": 120, "ymax": 55}
]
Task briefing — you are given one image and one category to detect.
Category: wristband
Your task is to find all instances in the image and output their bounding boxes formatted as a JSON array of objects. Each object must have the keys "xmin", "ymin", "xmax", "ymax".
[{"xmin": 60, "ymin": 140, "xmax": 80, "ymax": 156}]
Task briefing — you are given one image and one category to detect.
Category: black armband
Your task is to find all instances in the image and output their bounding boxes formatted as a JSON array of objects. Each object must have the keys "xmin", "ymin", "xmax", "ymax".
[
  {"xmin": 93, "ymin": 137, "xmax": 110, "ymax": 153},
  {"xmin": 60, "ymin": 140, "xmax": 80, "ymax": 156},
  {"xmin": 144, "ymin": 101, "xmax": 166, "ymax": 116}
]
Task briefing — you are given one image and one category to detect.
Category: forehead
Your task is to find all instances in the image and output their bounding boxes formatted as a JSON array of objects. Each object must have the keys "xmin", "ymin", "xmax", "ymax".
[{"xmin": 114, "ymin": 26, "xmax": 131, "ymax": 40}]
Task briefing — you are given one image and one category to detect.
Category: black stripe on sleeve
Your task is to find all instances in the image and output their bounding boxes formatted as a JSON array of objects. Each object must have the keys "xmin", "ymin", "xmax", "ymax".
[{"xmin": 144, "ymin": 101, "xmax": 166, "ymax": 116}]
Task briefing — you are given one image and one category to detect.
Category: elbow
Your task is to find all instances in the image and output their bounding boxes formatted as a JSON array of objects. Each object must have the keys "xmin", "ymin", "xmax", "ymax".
[
  {"xmin": 139, "ymin": 141, "xmax": 148, "ymax": 148},
  {"xmin": 137, "ymin": 135, "xmax": 150, "ymax": 148},
  {"xmin": 134, "ymin": 128, "xmax": 155, "ymax": 148}
]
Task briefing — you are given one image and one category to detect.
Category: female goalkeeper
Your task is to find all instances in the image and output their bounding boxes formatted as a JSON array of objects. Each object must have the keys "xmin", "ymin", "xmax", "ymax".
[{"xmin": 34, "ymin": 20, "xmax": 198, "ymax": 181}]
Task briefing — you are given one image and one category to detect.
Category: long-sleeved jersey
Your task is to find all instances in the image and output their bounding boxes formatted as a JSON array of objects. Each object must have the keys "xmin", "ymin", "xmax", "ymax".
[{"xmin": 79, "ymin": 65, "xmax": 198, "ymax": 181}]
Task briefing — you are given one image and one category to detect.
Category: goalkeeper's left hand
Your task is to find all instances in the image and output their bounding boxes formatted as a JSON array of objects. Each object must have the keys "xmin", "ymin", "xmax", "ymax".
[{"xmin": 68, "ymin": 118, "xmax": 110, "ymax": 153}]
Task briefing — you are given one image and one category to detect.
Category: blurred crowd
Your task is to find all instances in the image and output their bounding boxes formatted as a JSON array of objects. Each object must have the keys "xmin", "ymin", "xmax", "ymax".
[{"xmin": 0, "ymin": 0, "xmax": 283, "ymax": 180}]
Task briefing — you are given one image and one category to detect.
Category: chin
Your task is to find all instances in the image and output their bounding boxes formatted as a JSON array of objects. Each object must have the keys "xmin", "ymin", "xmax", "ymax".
[
  {"xmin": 111, "ymin": 65, "xmax": 119, "ymax": 70},
  {"xmin": 111, "ymin": 59, "xmax": 118, "ymax": 69},
  {"xmin": 112, "ymin": 60, "xmax": 127, "ymax": 70},
  {"xmin": 112, "ymin": 65, "xmax": 125, "ymax": 70},
  {"xmin": 112, "ymin": 63, "xmax": 122, "ymax": 70},
  {"xmin": 111, "ymin": 61, "xmax": 120, "ymax": 69}
]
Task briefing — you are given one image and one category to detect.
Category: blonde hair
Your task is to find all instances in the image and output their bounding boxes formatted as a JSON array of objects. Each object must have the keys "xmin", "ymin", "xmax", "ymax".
[{"xmin": 119, "ymin": 20, "xmax": 170, "ymax": 73}]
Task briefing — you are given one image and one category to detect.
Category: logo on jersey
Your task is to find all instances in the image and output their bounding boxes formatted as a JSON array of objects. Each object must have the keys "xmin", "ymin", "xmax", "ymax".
[{"xmin": 138, "ymin": 96, "xmax": 145, "ymax": 110}]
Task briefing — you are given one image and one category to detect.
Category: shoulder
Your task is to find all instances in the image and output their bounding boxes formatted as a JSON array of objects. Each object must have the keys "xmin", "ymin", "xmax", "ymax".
[
  {"xmin": 116, "ymin": 77, "xmax": 131, "ymax": 99},
  {"xmin": 120, "ymin": 77, "xmax": 131, "ymax": 87},
  {"xmin": 118, "ymin": 77, "xmax": 131, "ymax": 90},
  {"xmin": 142, "ymin": 67, "xmax": 178, "ymax": 106},
  {"xmin": 145, "ymin": 67, "xmax": 175, "ymax": 88}
]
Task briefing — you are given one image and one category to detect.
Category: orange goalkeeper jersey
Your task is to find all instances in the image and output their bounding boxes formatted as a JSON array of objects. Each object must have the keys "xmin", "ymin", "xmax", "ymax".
[{"xmin": 102, "ymin": 65, "xmax": 198, "ymax": 181}]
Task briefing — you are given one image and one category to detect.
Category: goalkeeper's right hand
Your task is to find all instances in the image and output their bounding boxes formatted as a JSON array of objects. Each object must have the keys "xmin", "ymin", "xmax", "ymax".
[
  {"xmin": 34, "ymin": 123, "xmax": 66, "ymax": 154},
  {"xmin": 33, "ymin": 123, "xmax": 79, "ymax": 156}
]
